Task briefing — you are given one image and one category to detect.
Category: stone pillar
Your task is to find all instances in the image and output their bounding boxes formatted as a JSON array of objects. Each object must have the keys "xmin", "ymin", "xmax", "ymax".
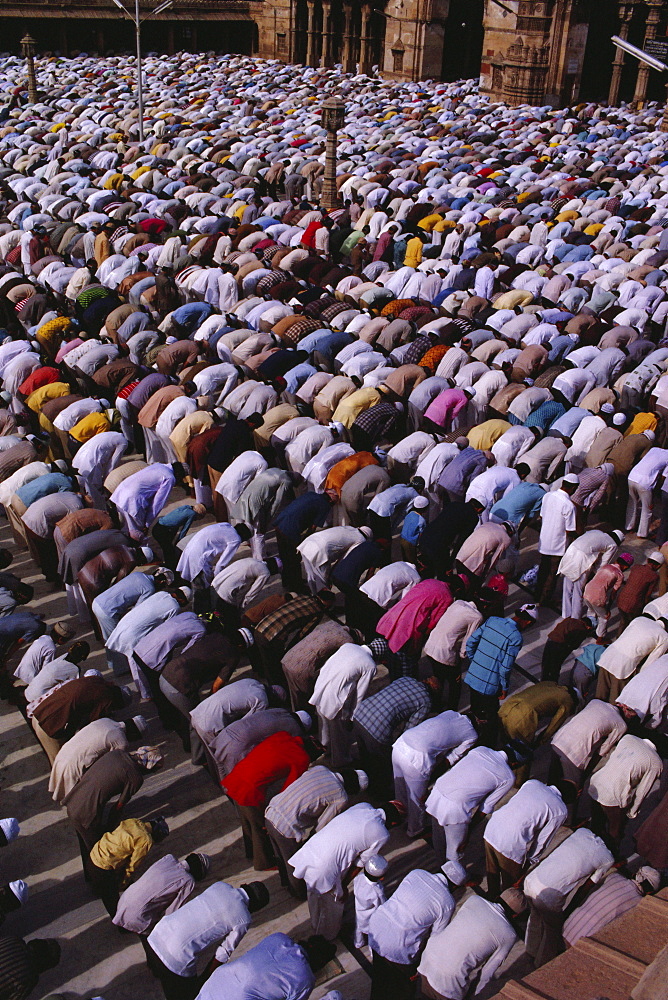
[
  {"xmin": 342, "ymin": 3, "xmax": 355, "ymax": 73},
  {"xmin": 321, "ymin": 97, "xmax": 345, "ymax": 210},
  {"xmin": 306, "ymin": 0, "xmax": 317, "ymax": 67},
  {"xmin": 662, "ymin": 81, "xmax": 668, "ymax": 131},
  {"xmin": 321, "ymin": 1, "xmax": 333, "ymax": 67},
  {"xmin": 609, "ymin": 2, "xmax": 636, "ymax": 106},
  {"xmin": 633, "ymin": 0, "xmax": 662, "ymax": 106},
  {"xmin": 359, "ymin": 3, "xmax": 372, "ymax": 75}
]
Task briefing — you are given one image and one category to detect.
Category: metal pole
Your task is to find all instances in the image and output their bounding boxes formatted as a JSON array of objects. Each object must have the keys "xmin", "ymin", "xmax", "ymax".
[{"xmin": 135, "ymin": 0, "xmax": 145, "ymax": 142}]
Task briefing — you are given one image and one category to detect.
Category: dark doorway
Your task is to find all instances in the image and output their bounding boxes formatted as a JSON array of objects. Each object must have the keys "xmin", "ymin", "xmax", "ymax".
[{"xmin": 441, "ymin": 0, "xmax": 484, "ymax": 82}]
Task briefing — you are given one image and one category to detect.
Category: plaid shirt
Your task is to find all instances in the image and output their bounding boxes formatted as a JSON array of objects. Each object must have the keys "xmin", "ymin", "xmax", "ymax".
[
  {"xmin": 255, "ymin": 269, "xmax": 290, "ymax": 295},
  {"xmin": 400, "ymin": 336, "xmax": 432, "ymax": 367},
  {"xmin": 320, "ymin": 302, "xmax": 352, "ymax": 323},
  {"xmin": 276, "ymin": 315, "xmax": 321, "ymax": 347},
  {"xmin": 352, "ymin": 400, "xmax": 400, "ymax": 442},
  {"xmin": 303, "ymin": 295, "xmax": 337, "ymax": 318},
  {"xmin": 353, "ymin": 676, "xmax": 431, "ymax": 744},
  {"xmin": 254, "ymin": 595, "xmax": 324, "ymax": 646},
  {"xmin": 464, "ymin": 617, "xmax": 523, "ymax": 696}
]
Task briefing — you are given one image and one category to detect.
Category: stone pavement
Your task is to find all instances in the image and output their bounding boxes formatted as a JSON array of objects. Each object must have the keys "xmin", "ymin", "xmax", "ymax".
[{"xmin": 0, "ymin": 487, "xmax": 665, "ymax": 1000}]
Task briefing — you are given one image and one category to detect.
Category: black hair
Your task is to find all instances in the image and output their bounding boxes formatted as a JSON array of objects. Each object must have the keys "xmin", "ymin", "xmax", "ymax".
[
  {"xmin": 556, "ymin": 779, "xmax": 579, "ymax": 806},
  {"xmin": 299, "ymin": 935, "xmax": 337, "ymax": 973},
  {"xmin": 26, "ymin": 939, "xmax": 61, "ymax": 974},
  {"xmin": 339, "ymin": 769, "xmax": 362, "ymax": 796}
]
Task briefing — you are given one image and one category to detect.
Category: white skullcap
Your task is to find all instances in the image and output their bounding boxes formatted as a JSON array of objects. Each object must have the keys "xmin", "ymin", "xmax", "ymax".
[
  {"xmin": 296, "ymin": 710, "xmax": 312, "ymax": 730},
  {"xmin": 635, "ymin": 865, "xmax": 661, "ymax": 891},
  {"xmin": 413, "ymin": 496, "xmax": 429, "ymax": 510},
  {"xmin": 600, "ymin": 403, "xmax": 615, "ymax": 414},
  {"xmin": 130, "ymin": 715, "xmax": 148, "ymax": 734},
  {"xmin": 355, "ymin": 769, "xmax": 369, "ymax": 791},
  {"xmin": 442, "ymin": 860, "xmax": 467, "ymax": 885},
  {"xmin": 612, "ymin": 413, "xmax": 626, "ymax": 426},
  {"xmin": 178, "ymin": 586, "xmax": 192, "ymax": 600},
  {"xmin": 8, "ymin": 880, "xmax": 27, "ymax": 905},
  {"xmin": 364, "ymin": 855, "xmax": 388, "ymax": 877},
  {"xmin": 518, "ymin": 603, "xmax": 539, "ymax": 621},
  {"xmin": 237, "ymin": 627, "xmax": 255, "ymax": 648},
  {"xmin": 0, "ymin": 819, "xmax": 19, "ymax": 844},
  {"xmin": 563, "ymin": 473, "xmax": 579, "ymax": 484},
  {"xmin": 643, "ymin": 429, "xmax": 656, "ymax": 440},
  {"xmin": 649, "ymin": 551, "xmax": 665, "ymax": 566},
  {"xmin": 140, "ymin": 546, "xmax": 154, "ymax": 560}
]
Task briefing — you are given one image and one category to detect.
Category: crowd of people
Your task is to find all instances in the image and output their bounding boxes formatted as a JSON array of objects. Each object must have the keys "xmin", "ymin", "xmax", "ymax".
[{"xmin": 0, "ymin": 45, "xmax": 666, "ymax": 1000}]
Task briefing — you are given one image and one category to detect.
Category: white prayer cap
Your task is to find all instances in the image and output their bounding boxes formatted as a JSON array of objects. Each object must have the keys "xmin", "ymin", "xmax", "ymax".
[
  {"xmin": 0, "ymin": 819, "xmax": 19, "ymax": 844},
  {"xmin": 442, "ymin": 860, "xmax": 467, "ymax": 885},
  {"xmin": 296, "ymin": 710, "xmax": 312, "ymax": 730},
  {"xmin": 413, "ymin": 496, "xmax": 429, "ymax": 509},
  {"xmin": 8, "ymin": 880, "xmax": 28, "ymax": 905},
  {"xmin": 364, "ymin": 855, "xmax": 388, "ymax": 877},
  {"xmin": 649, "ymin": 551, "xmax": 665, "ymax": 566}
]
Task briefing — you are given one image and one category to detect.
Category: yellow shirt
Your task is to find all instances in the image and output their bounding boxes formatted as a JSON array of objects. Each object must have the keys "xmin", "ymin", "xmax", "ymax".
[
  {"xmin": 493, "ymin": 290, "xmax": 534, "ymax": 310},
  {"xmin": 25, "ymin": 382, "xmax": 71, "ymax": 414},
  {"xmin": 467, "ymin": 419, "xmax": 512, "ymax": 452},
  {"xmin": 417, "ymin": 214, "xmax": 443, "ymax": 233},
  {"xmin": 403, "ymin": 236, "xmax": 423, "ymax": 269},
  {"xmin": 332, "ymin": 387, "xmax": 380, "ymax": 429},
  {"xmin": 103, "ymin": 173, "xmax": 125, "ymax": 191},
  {"xmin": 90, "ymin": 818, "xmax": 153, "ymax": 879},
  {"xmin": 35, "ymin": 315, "xmax": 72, "ymax": 348},
  {"xmin": 69, "ymin": 412, "xmax": 111, "ymax": 443},
  {"xmin": 624, "ymin": 412, "xmax": 658, "ymax": 437}
]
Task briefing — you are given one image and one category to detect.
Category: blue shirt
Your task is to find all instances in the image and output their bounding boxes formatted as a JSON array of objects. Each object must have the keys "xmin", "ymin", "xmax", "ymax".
[
  {"xmin": 171, "ymin": 302, "xmax": 212, "ymax": 332},
  {"xmin": 547, "ymin": 406, "xmax": 589, "ymax": 439},
  {"xmin": 196, "ymin": 932, "xmax": 314, "ymax": 1000},
  {"xmin": 489, "ymin": 482, "xmax": 545, "ymax": 525},
  {"xmin": 16, "ymin": 472, "xmax": 74, "ymax": 508},
  {"xmin": 524, "ymin": 400, "xmax": 566, "ymax": 430},
  {"xmin": 464, "ymin": 617, "xmax": 523, "ymax": 696},
  {"xmin": 0, "ymin": 611, "xmax": 45, "ymax": 656},
  {"xmin": 156, "ymin": 505, "xmax": 200, "ymax": 543},
  {"xmin": 92, "ymin": 572, "xmax": 155, "ymax": 619},
  {"xmin": 401, "ymin": 510, "xmax": 427, "ymax": 545},
  {"xmin": 273, "ymin": 492, "xmax": 331, "ymax": 541}
]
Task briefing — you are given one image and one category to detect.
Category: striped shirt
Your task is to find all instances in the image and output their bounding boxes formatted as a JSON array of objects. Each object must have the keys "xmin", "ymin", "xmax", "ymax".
[
  {"xmin": 562, "ymin": 873, "xmax": 642, "ymax": 947},
  {"xmin": 0, "ymin": 936, "xmax": 39, "ymax": 1000},
  {"xmin": 264, "ymin": 765, "xmax": 348, "ymax": 841},
  {"xmin": 464, "ymin": 617, "xmax": 523, "ymax": 696}
]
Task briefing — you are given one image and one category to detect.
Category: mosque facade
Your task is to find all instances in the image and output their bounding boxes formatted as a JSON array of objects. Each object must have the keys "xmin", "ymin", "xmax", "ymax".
[
  {"xmin": 252, "ymin": 0, "xmax": 668, "ymax": 106},
  {"xmin": 0, "ymin": 0, "xmax": 666, "ymax": 108}
]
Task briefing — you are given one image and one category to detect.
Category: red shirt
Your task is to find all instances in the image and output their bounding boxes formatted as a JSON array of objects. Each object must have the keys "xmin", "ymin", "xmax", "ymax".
[
  {"xmin": 222, "ymin": 731, "xmax": 310, "ymax": 808},
  {"xmin": 18, "ymin": 367, "xmax": 60, "ymax": 397}
]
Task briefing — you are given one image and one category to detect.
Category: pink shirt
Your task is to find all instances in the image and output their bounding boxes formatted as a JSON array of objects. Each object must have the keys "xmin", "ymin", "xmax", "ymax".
[
  {"xmin": 583, "ymin": 563, "xmax": 623, "ymax": 608},
  {"xmin": 423, "ymin": 388, "xmax": 468, "ymax": 429}
]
